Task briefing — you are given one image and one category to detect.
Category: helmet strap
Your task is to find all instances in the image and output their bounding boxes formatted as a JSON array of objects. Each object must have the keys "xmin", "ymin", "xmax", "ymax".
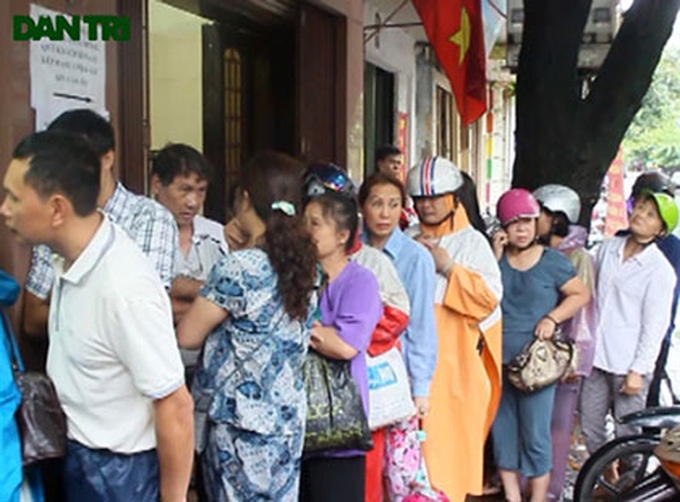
[{"xmin": 419, "ymin": 194, "xmax": 457, "ymax": 237}]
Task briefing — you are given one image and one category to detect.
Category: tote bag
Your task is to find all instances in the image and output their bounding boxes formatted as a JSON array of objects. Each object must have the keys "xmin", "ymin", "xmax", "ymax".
[{"xmin": 367, "ymin": 347, "xmax": 416, "ymax": 430}]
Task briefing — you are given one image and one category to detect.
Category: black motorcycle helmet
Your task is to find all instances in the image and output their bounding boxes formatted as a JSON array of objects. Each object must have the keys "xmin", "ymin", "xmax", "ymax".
[{"xmin": 631, "ymin": 172, "xmax": 675, "ymax": 199}]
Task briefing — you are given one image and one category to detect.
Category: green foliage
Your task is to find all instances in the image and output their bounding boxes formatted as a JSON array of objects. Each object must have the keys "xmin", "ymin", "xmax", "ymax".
[{"xmin": 624, "ymin": 47, "xmax": 680, "ymax": 168}]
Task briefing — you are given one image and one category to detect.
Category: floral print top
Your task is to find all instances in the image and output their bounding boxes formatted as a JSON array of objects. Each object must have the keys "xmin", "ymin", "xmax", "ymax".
[{"xmin": 192, "ymin": 248, "xmax": 314, "ymax": 436}]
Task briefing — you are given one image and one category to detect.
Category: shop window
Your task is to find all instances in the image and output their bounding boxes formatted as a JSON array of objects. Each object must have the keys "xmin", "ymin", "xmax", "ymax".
[{"xmin": 436, "ymin": 86, "xmax": 454, "ymax": 158}]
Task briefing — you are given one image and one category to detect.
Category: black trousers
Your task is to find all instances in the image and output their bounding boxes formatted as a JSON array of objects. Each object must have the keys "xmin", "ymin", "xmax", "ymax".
[{"xmin": 300, "ymin": 455, "xmax": 366, "ymax": 502}]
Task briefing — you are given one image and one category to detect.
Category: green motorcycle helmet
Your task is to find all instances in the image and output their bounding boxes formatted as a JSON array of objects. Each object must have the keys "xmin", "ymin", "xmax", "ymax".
[{"xmin": 642, "ymin": 189, "xmax": 679, "ymax": 234}]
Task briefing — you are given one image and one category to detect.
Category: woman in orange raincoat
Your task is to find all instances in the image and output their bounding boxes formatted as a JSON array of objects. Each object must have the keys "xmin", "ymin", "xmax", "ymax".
[{"xmin": 405, "ymin": 156, "xmax": 503, "ymax": 501}]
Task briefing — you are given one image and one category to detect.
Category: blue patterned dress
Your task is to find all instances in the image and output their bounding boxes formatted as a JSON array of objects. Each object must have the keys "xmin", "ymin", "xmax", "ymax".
[{"xmin": 192, "ymin": 249, "xmax": 313, "ymax": 501}]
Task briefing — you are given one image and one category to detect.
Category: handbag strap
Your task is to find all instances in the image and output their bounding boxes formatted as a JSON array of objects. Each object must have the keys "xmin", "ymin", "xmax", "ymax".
[{"xmin": 1, "ymin": 308, "xmax": 25, "ymax": 373}]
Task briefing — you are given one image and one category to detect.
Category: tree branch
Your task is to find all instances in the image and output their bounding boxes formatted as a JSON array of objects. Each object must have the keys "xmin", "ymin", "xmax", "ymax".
[{"xmin": 580, "ymin": 0, "xmax": 680, "ymax": 176}]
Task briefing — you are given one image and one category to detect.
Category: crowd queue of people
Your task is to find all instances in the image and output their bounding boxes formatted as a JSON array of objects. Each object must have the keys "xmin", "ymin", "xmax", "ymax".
[{"xmin": 0, "ymin": 109, "xmax": 679, "ymax": 502}]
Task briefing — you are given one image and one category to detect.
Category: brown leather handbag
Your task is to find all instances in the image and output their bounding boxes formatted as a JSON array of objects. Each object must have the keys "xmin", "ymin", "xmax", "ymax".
[
  {"xmin": 3, "ymin": 310, "xmax": 67, "ymax": 466},
  {"xmin": 506, "ymin": 334, "xmax": 575, "ymax": 393}
]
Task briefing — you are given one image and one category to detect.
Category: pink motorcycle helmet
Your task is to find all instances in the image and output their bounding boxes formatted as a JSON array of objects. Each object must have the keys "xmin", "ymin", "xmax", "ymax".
[{"xmin": 497, "ymin": 188, "xmax": 541, "ymax": 227}]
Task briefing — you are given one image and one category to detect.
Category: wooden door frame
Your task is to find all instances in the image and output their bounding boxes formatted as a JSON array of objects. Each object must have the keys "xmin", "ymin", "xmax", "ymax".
[
  {"xmin": 297, "ymin": 3, "xmax": 347, "ymax": 167},
  {"xmin": 117, "ymin": 0, "xmax": 148, "ymax": 194}
]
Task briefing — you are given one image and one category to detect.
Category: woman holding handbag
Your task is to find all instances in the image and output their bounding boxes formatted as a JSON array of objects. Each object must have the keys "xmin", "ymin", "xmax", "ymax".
[
  {"xmin": 300, "ymin": 191, "xmax": 383, "ymax": 502},
  {"xmin": 491, "ymin": 189, "xmax": 590, "ymax": 502},
  {"xmin": 532, "ymin": 184, "xmax": 597, "ymax": 500},
  {"xmin": 359, "ymin": 172, "xmax": 438, "ymax": 501},
  {"xmin": 177, "ymin": 152, "xmax": 318, "ymax": 501}
]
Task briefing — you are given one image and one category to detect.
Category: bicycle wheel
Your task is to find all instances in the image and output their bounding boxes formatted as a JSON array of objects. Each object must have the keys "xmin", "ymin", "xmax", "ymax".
[{"xmin": 573, "ymin": 434, "xmax": 660, "ymax": 502}]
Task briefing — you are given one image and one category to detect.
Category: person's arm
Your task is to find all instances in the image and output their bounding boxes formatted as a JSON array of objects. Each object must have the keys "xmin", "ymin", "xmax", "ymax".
[
  {"xmin": 310, "ymin": 323, "xmax": 358, "ymax": 359},
  {"xmin": 154, "ymin": 386, "xmax": 194, "ymax": 502},
  {"xmin": 22, "ymin": 290, "xmax": 49, "ymax": 339},
  {"xmin": 22, "ymin": 245, "xmax": 55, "ymax": 339},
  {"xmin": 177, "ymin": 296, "xmax": 228, "ymax": 349},
  {"xmin": 138, "ymin": 207, "xmax": 179, "ymax": 291},
  {"xmin": 169, "ymin": 276, "xmax": 203, "ymax": 324},
  {"xmin": 435, "ymin": 236, "xmax": 502, "ymax": 321},
  {"xmin": 629, "ymin": 268, "xmax": 676, "ymax": 376},
  {"xmin": 105, "ymin": 290, "xmax": 191, "ymax": 501},
  {"xmin": 403, "ymin": 249, "xmax": 438, "ymax": 399},
  {"xmin": 171, "ymin": 276, "xmax": 203, "ymax": 301},
  {"xmin": 535, "ymin": 276, "xmax": 590, "ymax": 340}
]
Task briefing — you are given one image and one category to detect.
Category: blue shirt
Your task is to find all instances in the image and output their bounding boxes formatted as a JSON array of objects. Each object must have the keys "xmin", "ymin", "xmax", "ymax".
[
  {"xmin": 363, "ymin": 227, "xmax": 438, "ymax": 397},
  {"xmin": 0, "ymin": 270, "xmax": 21, "ymax": 502},
  {"xmin": 500, "ymin": 248, "xmax": 576, "ymax": 363},
  {"xmin": 655, "ymin": 235, "xmax": 680, "ymax": 340}
]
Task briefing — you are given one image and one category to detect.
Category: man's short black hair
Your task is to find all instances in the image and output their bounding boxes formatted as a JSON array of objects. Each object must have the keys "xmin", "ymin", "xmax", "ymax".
[
  {"xmin": 151, "ymin": 143, "xmax": 213, "ymax": 186},
  {"xmin": 47, "ymin": 109, "xmax": 115, "ymax": 157},
  {"xmin": 13, "ymin": 131, "xmax": 100, "ymax": 216},
  {"xmin": 375, "ymin": 144, "xmax": 402, "ymax": 164}
]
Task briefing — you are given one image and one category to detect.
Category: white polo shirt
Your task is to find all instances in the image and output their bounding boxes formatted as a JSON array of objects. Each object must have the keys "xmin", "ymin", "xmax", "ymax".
[
  {"xmin": 593, "ymin": 236, "xmax": 676, "ymax": 375},
  {"xmin": 46, "ymin": 216, "xmax": 184, "ymax": 454}
]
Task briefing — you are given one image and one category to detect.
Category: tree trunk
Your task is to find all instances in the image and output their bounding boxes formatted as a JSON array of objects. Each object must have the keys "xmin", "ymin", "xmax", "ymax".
[{"xmin": 512, "ymin": 0, "xmax": 680, "ymax": 226}]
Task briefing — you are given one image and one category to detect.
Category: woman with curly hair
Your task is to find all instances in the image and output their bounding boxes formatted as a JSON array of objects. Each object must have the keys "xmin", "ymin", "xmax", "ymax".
[{"xmin": 178, "ymin": 151, "xmax": 319, "ymax": 501}]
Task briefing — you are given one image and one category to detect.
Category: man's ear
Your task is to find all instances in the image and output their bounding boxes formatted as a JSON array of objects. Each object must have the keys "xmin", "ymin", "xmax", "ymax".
[
  {"xmin": 240, "ymin": 190, "xmax": 252, "ymax": 212},
  {"xmin": 49, "ymin": 194, "xmax": 70, "ymax": 227},
  {"xmin": 100, "ymin": 150, "xmax": 115, "ymax": 173},
  {"xmin": 150, "ymin": 174, "xmax": 162, "ymax": 197},
  {"xmin": 450, "ymin": 193, "xmax": 459, "ymax": 209},
  {"xmin": 338, "ymin": 228, "xmax": 351, "ymax": 248}
]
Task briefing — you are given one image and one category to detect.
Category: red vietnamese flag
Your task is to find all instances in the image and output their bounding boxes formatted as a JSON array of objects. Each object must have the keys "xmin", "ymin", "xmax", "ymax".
[{"xmin": 412, "ymin": 0, "xmax": 487, "ymax": 125}]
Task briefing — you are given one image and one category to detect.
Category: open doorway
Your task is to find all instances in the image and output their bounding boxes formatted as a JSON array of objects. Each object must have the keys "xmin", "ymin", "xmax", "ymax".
[{"xmin": 364, "ymin": 62, "xmax": 395, "ymax": 176}]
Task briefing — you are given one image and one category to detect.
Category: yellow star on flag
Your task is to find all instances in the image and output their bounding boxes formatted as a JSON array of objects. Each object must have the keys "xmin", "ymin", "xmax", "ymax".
[{"xmin": 449, "ymin": 7, "xmax": 471, "ymax": 65}]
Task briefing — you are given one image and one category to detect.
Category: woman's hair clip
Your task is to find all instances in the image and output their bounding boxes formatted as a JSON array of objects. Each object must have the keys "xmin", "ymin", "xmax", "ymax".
[{"xmin": 271, "ymin": 200, "xmax": 296, "ymax": 217}]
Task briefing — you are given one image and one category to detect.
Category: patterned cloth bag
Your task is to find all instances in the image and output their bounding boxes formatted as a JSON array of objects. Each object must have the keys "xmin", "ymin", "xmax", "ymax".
[{"xmin": 385, "ymin": 418, "xmax": 450, "ymax": 502}]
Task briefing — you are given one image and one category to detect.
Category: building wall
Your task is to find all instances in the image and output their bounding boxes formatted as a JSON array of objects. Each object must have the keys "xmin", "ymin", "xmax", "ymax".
[
  {"xmin": 0, "ymin": 0, "xmax": 121, "ymax": 332},
  {"xmin": 149, "ymin": 0, "xmax": 208, "ymax": 151},
  {"xmin": 312, "ymin": 0, "xmax": 364, "ymax": 181},
  {"xmin": 481, "ymin": 84, "xmax": 515, "ymax": 215},
  {"xmin": 414, "ymin": 49, "xmax": 515, "ymax": 213},
  {"xmin": 414, "ymin": 46, "xmax": 435, "ymax": 163},
  {"xmin": 364, "ymin": 1, "xmax": 417, "ymax": 171}
]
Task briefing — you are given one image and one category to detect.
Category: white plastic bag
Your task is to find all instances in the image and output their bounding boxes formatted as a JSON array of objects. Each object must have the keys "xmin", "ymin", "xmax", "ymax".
[{"xmin": 367, "ymin": 347, "xmax": 416, "ymax": 430}]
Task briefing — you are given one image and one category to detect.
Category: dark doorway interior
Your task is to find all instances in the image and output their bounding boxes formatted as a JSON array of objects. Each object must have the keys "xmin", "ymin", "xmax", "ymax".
[
  {"xmin": 202, "ymin": 22, "xmax": 296, "ymax": 222},
  {"xmin": 364, "ymin": 63, "xmax": 395, "ymax": 176}
]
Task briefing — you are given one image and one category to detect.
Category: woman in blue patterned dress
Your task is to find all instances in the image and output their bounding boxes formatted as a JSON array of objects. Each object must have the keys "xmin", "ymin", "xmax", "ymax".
[{"xmin": 178, "ymin": 151, "xmax": 318, "ymax": 501}]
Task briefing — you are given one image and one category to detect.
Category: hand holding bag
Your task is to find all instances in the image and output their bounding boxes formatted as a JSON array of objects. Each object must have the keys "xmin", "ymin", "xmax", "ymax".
[
  {"xmin": 506, "ymin": 332, "xmax": 575, "ymax": 393},
  {"xmin": 303, "ymin": 349, "xmax": 373, "ymax": 453},
  {"xmin": 2, "ymin": 310, "xmax": 67, "ymax": 466}
]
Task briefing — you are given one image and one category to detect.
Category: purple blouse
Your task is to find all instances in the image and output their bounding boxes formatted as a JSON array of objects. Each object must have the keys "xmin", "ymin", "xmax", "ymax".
[{"xmin": 318, "ymin": 261, "xmax": 382, "ymax": 453}]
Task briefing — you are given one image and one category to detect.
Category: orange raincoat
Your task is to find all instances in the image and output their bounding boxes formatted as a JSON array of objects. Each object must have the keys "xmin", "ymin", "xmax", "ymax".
[{"xmin": 409, "ymin": 206, "xmax": 503, "ymax": 501}]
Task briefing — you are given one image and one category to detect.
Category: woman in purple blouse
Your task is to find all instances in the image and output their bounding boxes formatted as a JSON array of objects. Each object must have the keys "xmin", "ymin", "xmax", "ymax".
[{"xmin": 301, "ymin": 191, "xmax": 383, "ymax": 502}]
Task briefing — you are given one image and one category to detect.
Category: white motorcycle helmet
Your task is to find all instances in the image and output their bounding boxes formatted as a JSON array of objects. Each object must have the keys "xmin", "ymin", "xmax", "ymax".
[
  {"xmin": 407, "ymin": 156, "xmax": 464, "ymax": 197},
  {"xmin": 532, "ymin": 184, "xmax": 581, "ymax": 224}
]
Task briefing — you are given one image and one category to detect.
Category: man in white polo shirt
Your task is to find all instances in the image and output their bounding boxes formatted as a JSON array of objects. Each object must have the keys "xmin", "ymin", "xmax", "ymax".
[
  {"xmin": 22, "ymin": 109, "xmax": 179, "ymax": 344},
  {"xmin": 0, "ymin": 131, "xmax": 193, "ymax": 500}
]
